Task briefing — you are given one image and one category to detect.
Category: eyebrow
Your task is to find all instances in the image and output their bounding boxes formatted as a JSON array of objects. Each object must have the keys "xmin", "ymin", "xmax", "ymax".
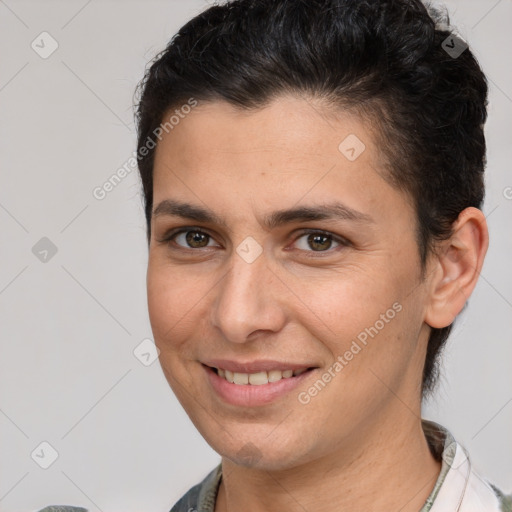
[{"xmin": 152, "ymin": 199, "xmax": 374, "ymax": 230}]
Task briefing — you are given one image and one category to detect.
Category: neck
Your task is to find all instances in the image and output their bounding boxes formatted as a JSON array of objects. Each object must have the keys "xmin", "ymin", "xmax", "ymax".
[{"xmin": 215, "ymin": 416, "xmax": 441, "ymax": 512}]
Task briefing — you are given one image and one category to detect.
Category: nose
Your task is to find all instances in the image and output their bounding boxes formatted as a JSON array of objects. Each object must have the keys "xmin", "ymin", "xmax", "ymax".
[{"xmin": 210, "ymin": 245, "xmax": 287, "ymax": 344}]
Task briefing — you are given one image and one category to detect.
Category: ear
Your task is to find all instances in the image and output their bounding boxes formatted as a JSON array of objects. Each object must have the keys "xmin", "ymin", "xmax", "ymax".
[{"xmin": 424, "ymin": 207, "xmax": 489, "ymax": 329}]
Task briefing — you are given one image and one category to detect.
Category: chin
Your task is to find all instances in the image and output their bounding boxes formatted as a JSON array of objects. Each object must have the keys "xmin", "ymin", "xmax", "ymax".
[{"xmin": 203, "ymin": 427, "xmax": 313, "ymax": 471}]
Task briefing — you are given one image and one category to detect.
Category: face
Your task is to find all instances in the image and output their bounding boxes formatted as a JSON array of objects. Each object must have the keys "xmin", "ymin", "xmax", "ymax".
[{"xmin": 147, "ymin": 95, "xmax": 433, "ymax": 470}]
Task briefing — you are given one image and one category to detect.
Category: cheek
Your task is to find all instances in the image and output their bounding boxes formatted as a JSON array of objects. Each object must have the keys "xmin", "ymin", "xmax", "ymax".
[
  {"xmin": 146, "ymin": 260, "xmax": 210, "ymax": 351},
  {"xmin": 293, "ymin": 267, "xmax": 398, "ymax": 345},
  {"xmin": 294, "ymin": 264, "xmax": 420, "ymax": 392}
]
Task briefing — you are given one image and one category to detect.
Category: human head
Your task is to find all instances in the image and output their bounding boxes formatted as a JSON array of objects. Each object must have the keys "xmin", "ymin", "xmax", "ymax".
[{"xmin": 136, "ymin": 0, "xmax": 488, "ymax": 400}]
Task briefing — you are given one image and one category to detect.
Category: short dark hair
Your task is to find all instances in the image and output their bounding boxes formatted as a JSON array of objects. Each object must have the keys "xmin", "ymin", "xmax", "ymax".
[{"xmin": 135, "ymin": 0, "xmax": 488, "ymax": 398}]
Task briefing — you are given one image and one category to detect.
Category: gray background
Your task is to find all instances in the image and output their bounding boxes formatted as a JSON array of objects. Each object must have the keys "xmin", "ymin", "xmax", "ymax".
[{"xmin": 0, "ymin": 0, "xmax": 510, "ymax": 510}]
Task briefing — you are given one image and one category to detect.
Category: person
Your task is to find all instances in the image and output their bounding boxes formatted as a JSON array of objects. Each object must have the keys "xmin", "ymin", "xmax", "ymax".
[{"xmin": 37, "ymin": 0, "xmax": 511, "ymax": 510}]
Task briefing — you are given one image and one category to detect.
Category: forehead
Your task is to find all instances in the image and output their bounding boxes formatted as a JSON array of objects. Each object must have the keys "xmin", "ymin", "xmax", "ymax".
[
  {"xmin": 151, "ymin": 95, "xmax": 412, "ymax": 228},
  {"xmin": 155, "ymin": 96, "xmax": 370, "ymax": 167}
]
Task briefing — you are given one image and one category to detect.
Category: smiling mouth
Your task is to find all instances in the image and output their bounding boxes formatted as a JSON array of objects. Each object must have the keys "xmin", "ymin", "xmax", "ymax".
[{"xmin": 210, "ymin": 366, "xmax": 314, "ymax": 385}]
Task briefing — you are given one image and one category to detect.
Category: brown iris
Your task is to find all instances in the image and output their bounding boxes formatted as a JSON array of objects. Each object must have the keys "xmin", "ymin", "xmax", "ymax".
[
  {"xmin": 307, "ymin": 233, "xmax": 332, "ymax": 251},
  {"xmin": 186, "ymin": 231, "xmax": 210, "ymax": 248}
]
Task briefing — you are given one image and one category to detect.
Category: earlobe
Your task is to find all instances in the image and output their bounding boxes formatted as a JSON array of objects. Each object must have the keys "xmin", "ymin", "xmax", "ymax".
[{"xmin": 424, "ymin": 207, "xmax": 489, "ymax": 329}]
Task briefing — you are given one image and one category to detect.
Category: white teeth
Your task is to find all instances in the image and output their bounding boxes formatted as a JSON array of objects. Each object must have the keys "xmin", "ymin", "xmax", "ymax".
[
  {"xmin": 216, "ymin": 367, "xmax": 309, "ymax": 385},
  {"xmin": 248, "ymin": 371, "xmax": 268, "ymax": 385},
  {"xmin": 233, "ymin": 372, "xmax": 249, "ymax": 385},
  {"xmin": 268, "ymin": 370, "xmax": 283, "ymax": 383}
]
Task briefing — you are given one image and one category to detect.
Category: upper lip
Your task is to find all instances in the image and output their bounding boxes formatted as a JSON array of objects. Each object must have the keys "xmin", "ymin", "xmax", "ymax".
[{"xmin": 202, "ymin": 359, "xmax": 317, "ymax": 374}]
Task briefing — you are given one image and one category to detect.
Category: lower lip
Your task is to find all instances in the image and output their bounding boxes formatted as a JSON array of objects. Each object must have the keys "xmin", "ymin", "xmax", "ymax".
[{"xmin": 203, "ymin": 365, "xmax": 315, "ymax": 407}]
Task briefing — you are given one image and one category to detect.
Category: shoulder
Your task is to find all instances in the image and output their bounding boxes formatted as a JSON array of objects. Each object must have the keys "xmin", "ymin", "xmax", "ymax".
[
  {"xmin": 490, "ymin": 483, "xmax": 512, "ymax": 512},
  {"xmin": 450, "ymin": 457, "xmax": 512, "ymax": 512},
  {"xmin": 169, "ymin": 463, "xmax": 223, "ymax": 512},
  {"xmin": 169, "ymin": 480, "xmax": 204, "ymax": 512},
  {"xmin": 34, "ymin": 465, "xmax": 223, "ymax": 512}
]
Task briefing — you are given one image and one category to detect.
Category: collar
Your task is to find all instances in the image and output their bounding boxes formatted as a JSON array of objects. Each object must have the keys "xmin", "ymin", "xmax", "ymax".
[{"xmin": 421, "ymin": 419, "xmax": 503, "ymax": 511}]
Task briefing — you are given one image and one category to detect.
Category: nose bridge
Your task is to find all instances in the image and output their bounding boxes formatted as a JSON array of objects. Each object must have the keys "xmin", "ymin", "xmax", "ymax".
[{"xmin": 210, "ymin": 243, "xmax": 284, "ymax": 343}]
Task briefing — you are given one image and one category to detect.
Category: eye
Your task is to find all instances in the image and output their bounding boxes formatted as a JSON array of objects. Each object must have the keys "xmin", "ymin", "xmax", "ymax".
[
  {"xmin": 292, "ymin": 230, "xmax": 348, "ymax": 253},
  {"xmin": 160, "ymin": 228, "xmax": 220, "ymax": 249},
  {"xmin": 158, "ymin": 227, "xmax": 350, "ymax": 254}
]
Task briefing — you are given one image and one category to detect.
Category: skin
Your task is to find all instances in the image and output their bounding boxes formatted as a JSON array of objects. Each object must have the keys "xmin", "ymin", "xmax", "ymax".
[{"xmin": 146, "ymin": 95, "xmax": 488, "ymax": 512}]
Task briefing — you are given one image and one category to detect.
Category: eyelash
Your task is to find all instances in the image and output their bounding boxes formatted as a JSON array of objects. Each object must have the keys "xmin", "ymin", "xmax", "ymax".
[{"xmin": 157, "ymin": 227, "xmax": 351, "ymax": 256}]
